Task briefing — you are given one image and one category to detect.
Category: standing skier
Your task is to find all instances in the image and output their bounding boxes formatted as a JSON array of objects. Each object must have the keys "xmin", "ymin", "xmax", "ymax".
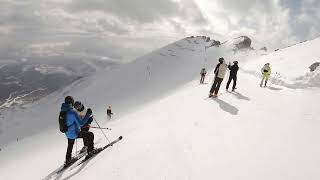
[
  {"xmin": 260, "ymin": 63, "xmax": 271, "ymax": 87},
  {"xmin": 107, "ymin": 105, "xmax": 113, "ymax": 120},
  {"xmin": 226, "ymin": 61, "xmax": 239, "ymax": 91},
  {"xmin": 60, "ymin": 96, "xmax": 94, "ymax": 167},
  {"xmin": 209, "ymin": 57, "xmax": 228, "ymax": 97},
  {"xmin": 200, "ymin": 68, "xmax": 207, "ymax": 84},
  {"xmin": 74, "ymin": 101, "xmax": 94, "ymax": 153}
]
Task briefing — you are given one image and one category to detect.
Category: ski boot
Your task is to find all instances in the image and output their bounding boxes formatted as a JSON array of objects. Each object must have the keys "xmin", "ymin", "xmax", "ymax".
[
  {"xmin": 79, "ymin": 146, "xmax": 88, "ymax": 153},
  {"xmin": 85, "ymin": 148, "xmax": 99, "ymax": 160},
  {"xmin": 64, "ymin": 158, "xmax": 75, "ymax": 168}
]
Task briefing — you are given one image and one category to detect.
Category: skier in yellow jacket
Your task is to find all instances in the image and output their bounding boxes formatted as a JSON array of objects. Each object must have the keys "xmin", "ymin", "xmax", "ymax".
[{"xmin": 260, "ymin": 63, "xmax": 271, "ymax": 87}]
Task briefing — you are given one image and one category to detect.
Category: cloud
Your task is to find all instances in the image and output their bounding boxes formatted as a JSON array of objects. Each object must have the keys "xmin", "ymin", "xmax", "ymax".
[
  {"xmin": 1, "ymin": 0, "xmax": 320, "ymax": 62},
  {"xmin": 292, "ymin": 0, "xmax": 320, "ymax": 40},
  {"xmin": 195, "ymin": 0, "xmax": 302, "ymax": 48},
  {"xmin": 28, "ymin": 42, "xmax": 71, "ymax": 56},
  {"xmin": 66, "ymin": 0, "xmax": 180, "ymax": 23},
  {"xmin": 0, "ymin": 0, "xmax": 209, "ymax": 61}
]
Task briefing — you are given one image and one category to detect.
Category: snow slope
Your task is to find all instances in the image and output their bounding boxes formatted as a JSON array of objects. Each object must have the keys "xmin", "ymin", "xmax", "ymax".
[
  {"xmin": 242, "ymin": 37, "xmax": 320, "ymax": 88},
  {"xmin": 0, "ymin": 36, "xmax": 218, "ymax": 145},
  {"xmin": 0, "ymin": 37, "xmax": 320, "ymax": 180}
]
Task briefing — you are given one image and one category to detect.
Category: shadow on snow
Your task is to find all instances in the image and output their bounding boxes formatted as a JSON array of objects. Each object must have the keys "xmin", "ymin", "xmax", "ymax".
[
  {"xmin": 230, "ymin": 91, "xmax": 250, "ymax": 101},
  {"xmin": 212, "ymin": 98, "xmax": 239, "ymax": 115}
]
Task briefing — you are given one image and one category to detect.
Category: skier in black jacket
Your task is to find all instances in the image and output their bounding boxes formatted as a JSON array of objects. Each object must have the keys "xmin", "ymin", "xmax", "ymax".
[
  {"xmin": 74, "ymin": 101, "xmax": 94, "ymax": 153},
  {"xmin": 200, "ymin": 68, "xmax": 207, "ymax": 84},
  {"xmin": 226, "ymin": 61, "xmax": 239, "ymax": 91},
  {"xmin": 107, "ymin": 105, "xmax": 113, "ymax": 120}
]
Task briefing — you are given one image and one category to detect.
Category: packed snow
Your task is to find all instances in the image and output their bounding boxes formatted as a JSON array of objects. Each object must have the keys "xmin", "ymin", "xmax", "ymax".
[{"xmin": 0, "ymin": 36, "xmax": 319, "ymax": 180}]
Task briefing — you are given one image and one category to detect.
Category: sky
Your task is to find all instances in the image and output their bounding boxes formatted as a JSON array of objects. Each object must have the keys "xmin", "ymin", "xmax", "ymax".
[{"xmin": 0, "ymin": 0, "xmax": 319, "ymax": 62}]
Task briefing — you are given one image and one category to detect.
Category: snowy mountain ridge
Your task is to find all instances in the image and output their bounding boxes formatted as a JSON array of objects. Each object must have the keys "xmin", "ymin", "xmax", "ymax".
[{"xmin": 0, "ymin": 57, "xmax": 119, "ymax": 110}]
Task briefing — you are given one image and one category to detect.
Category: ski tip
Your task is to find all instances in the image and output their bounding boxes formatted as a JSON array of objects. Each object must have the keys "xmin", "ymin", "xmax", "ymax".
[{"xmin": 119, "ymin": 136, "xmax": 123, "ymax": 140}]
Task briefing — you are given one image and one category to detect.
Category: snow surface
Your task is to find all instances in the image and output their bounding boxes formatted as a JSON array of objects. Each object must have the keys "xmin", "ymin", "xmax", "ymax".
[
  {"xmin": 0, "ymin": 37, "xmax": 320, "ymax": 180},
  {"xmin": 241, "ymin": 37, "xmax": 320, "ymax": 88}
]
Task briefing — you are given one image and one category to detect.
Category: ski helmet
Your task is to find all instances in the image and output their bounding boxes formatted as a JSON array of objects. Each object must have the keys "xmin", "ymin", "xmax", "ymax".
[
  {"xmin": 219, "ymin": 57, "xmax": 224, "ymax": 63},
  {"xmin": 65, "ymin": 96, "xmax": 74, "ymax": 105},
  {"xmin": 233, "ymin": 61, "xmax": 238, "ymax": 64},
  {"xmin": 74, "ymin": 101, "xmax": 82, "ymax": 109}
]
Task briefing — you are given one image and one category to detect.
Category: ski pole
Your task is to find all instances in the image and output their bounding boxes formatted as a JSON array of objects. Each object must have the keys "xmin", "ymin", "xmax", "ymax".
[
  {"xmin": 90, "ymin": 126, "xmax": 112, "ymax": 130},
  {"xmin": 93, "ymin": 116, "xmax": 111, "ymax": 143}
]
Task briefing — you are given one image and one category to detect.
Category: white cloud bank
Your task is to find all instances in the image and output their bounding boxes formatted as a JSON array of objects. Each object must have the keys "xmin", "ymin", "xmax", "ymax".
[{"xmin": 0, "ymin": 0, "xmax": 319, "ymax": 62}]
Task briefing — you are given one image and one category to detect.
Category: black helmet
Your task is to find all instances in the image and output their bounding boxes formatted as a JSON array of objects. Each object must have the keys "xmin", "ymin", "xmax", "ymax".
[
  {"xmin": 74, "ymin": 101, "xmax": 82, "ymax": 109},
  {"xmin": 219, "ymin": 57, "xmax": 224, "ymax": 63},
  {"xmin": 233, "ymin": 61, "xmax": 238, "ymax": 64},
  {"xmin": 65, "ymin": 96, "xmax": 74, "ymax": 105}
]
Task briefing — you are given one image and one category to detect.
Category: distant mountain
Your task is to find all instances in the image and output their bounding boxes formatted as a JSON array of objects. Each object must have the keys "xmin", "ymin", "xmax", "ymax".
[{"xmin": 0, "ymin": 56, "xmax": 119, "ymax": 110}]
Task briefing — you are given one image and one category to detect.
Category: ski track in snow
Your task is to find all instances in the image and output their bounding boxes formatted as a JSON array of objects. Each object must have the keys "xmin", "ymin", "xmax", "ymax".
[{"xmin": 0, "ymin": 37, "xmax": 320, "ymax": 180}]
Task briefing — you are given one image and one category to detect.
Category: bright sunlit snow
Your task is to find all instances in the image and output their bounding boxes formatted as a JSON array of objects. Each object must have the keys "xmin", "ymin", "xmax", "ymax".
[{"xmin": 0, "ymin": 36, "xmax": 320, "ymax": 180}]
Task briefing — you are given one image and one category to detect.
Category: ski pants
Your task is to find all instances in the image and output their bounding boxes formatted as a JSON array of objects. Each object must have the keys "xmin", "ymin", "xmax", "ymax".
[
  {"xmin": 226, "ymin": 75, "xmax": 237, "ymax": 90},
  {"xmin": 80, "ymin": 126, "xmax": 90, "ymax": 147},
  {"xmin": 260, "ymin": 74, "xmax": 270, "ymax": 86},
  {"xmin": 66, "ymin": 131, "xmax": 94, "ymax": 162},
  {"xmin": 210, "ymin": 77, "xmax": 223, "ymax": 95},
  {"xmin": 200, "ymin": 75, "xmax": 205, "ymax": 84}
]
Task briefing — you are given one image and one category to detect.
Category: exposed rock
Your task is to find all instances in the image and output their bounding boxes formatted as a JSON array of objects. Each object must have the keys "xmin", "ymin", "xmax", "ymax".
[
  {"xmin": 235, "ymin": 36, "xmax": 252, "ymax": 50},
  {"xmin": 309, "ymin": 62, "xmax": 320, "ymax": 72},
  {"xmin": 211, "ymin": 40, "xmax": 221, "ymax": 46},
  {"xmin": 260, "ymin": 47, "xmax": 268, "ymax": 52}
]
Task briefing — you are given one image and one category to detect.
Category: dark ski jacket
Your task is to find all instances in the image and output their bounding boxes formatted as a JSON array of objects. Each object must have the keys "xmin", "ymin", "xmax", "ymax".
[
  {"xmin": 107, "ymin": 109, "xmax": 113, "ymax": 115},
  {"xmin": 61, "ymin": 103, "xmax": 92, "ymax": 139},
  {"xmin": 200, "ymin": 68, "xmax": 207, "ymax": 76},
  {"xmin": 228, "ymin": 64, "xmax": 239, "ymax": 77}
]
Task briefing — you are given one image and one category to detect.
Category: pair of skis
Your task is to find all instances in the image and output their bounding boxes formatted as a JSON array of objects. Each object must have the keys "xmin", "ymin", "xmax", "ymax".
[
  {"xmin": 42, "ymin": 136, "xmax": 123, "ymax": 180},
  {"xmin": 77, "ymin": 136, "xmax": 122, "ymax": 166}
]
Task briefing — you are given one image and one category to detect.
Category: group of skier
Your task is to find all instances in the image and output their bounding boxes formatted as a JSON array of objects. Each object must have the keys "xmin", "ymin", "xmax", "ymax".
[
  {"xmin": 59, "ymin": 57, "xmax": 272, "ymax": 168},
  {"xmin": 59, "ymin": 96, "xmax": 113, "ymax": 167},
  {"xmin": 200, "ymin": 57, "xmax": 271, "ymax": 97}
]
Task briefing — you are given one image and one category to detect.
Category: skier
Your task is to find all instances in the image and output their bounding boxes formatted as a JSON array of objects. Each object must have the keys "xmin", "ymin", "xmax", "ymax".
[
  {"xmin": 200, "ymin": 68, "xmax": 207, "ymax": 84},
  {"xmin": 107, "ymin": 105, "xmax": 113, "ymax": 120},
  {"xmin": 74, "ymin": 101, "xmax": 94, "ymax": 153},
  {"xmin": 226, "ymin": 61, "xmax": 239, "ymax": 91},
  {"xmin": 260, "ymin": 63, "xmax": 271, "ymax": 87},
  {"xmin": 61, "ymin": 96, "xmax": 94, "ymax": 167},
  {"xmin": 209, "ymin": 57, "xmax": 228, "ymax": 97}
]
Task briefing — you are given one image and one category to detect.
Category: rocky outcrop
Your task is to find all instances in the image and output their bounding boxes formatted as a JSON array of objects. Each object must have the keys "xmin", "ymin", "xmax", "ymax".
[
  {"xmin": 260, "ymin": 47, "xmax": 267, "ymax": 52},
  {"xmin": 309, "ymin": 62, "xmax": 320, "ymax": 72},
  {"xmin": 234, "ymin": 36, "xmax": 252, "ymax": 50}
]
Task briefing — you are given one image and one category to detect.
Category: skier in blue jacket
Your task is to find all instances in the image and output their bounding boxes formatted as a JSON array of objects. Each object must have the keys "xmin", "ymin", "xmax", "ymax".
[{"xmin": 61, "ymin": 96, "xmax": 94, "ymax": 166}]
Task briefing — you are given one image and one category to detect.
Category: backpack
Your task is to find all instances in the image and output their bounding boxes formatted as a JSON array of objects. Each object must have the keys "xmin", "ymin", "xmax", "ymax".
[{"xmin": 59, "ymin": 111, "xmax": 68, "ymax": 133}]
